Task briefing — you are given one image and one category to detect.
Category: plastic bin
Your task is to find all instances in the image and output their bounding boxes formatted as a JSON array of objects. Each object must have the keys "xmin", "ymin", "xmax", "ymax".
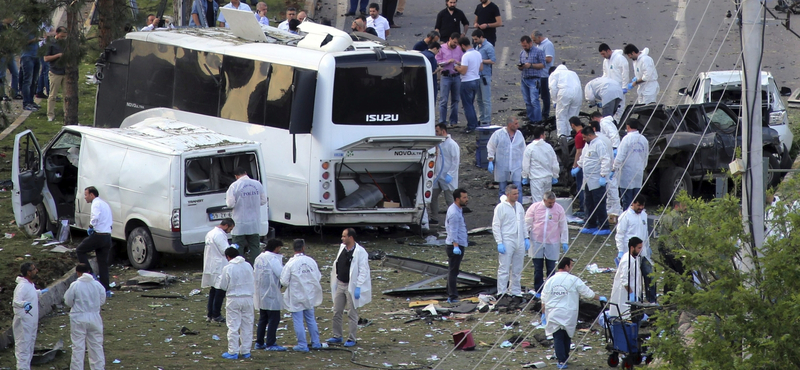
[{"xmin": 475, "ymin": 125, "xmax": 502, "ymax": 168}]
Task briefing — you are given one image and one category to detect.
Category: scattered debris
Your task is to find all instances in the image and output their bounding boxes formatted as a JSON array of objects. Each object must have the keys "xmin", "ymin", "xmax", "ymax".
[
  {"xmin": 189, "ymin": 289, "xmax": 202, "ymax": 296},
  {"xmin": 31, "ymin": 339, "xmax": 64, "ymax": 365},
  {"xmin": 521, "ymin": 361, "xmax": 547, "ymax": 368},
  {"xmin": 180, "ymin": 327, "xmax": 198, "ymax": 335},
  {"xmin": 211, "ymin": 335, "xmax": 220, "ymax": 341},
  {"xmin": 382, "ymin": 255, "xmax": 497, "ymax": 296},
  {"xmin": 141, "ymin": 294, "xmax": 186, "ymax": 299},
  {"xmin": 48, "ymin": 245, "xmax": 73, "ymax": 253},
  {"xmin": 466, "ymin": 226, "xmax": 492, "ymax": 235},
  {"xmin": 586, "ymin": 263, "xmax": 615, "ymax": 274},
  {"xmin": 368, "ymin": 250, "xmax": 386, "ymax": 260}
]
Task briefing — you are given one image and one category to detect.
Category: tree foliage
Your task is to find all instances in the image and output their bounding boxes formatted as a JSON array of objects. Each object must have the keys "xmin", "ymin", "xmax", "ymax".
[{"xmin": 651, "ymin": 178, "xmax": 800, "ymax": 369}]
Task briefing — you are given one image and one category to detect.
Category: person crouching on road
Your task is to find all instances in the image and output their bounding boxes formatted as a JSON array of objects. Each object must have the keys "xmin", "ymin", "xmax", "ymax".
[
  {"xmin": 327, "ymin": 228, "xmax": 372, "ymax": 347},
  {"xmin": 254, "ymin": 239, "xmax": 287, "ymax": 351},
  {"xmin": 281, "ymin": 239, "xmax": 325, "ymax": 352},
  {"xmin": 492, "ymin": 184, "xmax": 529, "ymax": 299},
  {"xmin": 64, "ymin": 263, "xmax": 107, "ymax": 370},
  {"xmin": 202, "ymin": 218, "xmax": 235, "ymax": 323},
  {"xmin": 13, "ymin": 262, "xmax": 47, "ymax": 370},
  {"xmin": 217, "ymin": 247, "xmax": 255, "ymax": 360}
]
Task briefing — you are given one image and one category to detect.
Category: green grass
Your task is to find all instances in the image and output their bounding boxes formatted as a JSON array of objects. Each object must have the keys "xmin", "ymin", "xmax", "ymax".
[{"xmin": 789, "ymin": 110, "xmax": 800, "ymax": 160}]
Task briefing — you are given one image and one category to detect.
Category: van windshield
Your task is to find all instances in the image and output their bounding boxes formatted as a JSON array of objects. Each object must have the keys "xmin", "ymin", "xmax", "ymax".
[
  {"xmin": 332, "ymin": 54, "xmax": 429, "ymax": 125},
  {"xmin": 185, "ymin": 153, "xmax": 259, "ymax": 195}
]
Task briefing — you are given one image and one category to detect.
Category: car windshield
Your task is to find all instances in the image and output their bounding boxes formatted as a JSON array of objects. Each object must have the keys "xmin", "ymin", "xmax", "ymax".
[{"xmin": 623, "ymin": 108, "xmax": 674, "ymax": 137}]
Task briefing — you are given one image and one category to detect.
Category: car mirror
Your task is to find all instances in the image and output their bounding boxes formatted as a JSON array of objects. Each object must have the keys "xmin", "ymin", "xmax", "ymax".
[
  {"xmin": 780, "ymin": 86, "xmax": 792, "ymax": 96},
  {"xmin": 677, "ymin": 87, "xmax": 687, "ymax": 96}
]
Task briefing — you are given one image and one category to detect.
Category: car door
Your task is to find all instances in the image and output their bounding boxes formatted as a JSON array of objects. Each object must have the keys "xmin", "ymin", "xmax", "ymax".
[
  {"xmin": 11, "ymin": 130, "xmax": 45, "ymax": 227},
  {"xmin": 703, "ymin": 104, "xmax": 738, "ymax": 165},
  {"xmin": 677, "ymin": 105, "xmax": 718, "ymax": 174}
]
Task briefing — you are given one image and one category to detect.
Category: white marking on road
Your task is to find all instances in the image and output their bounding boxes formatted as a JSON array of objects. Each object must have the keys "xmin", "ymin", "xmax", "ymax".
[
  {"xmin": 499, "ymin": 47, "xmax": 509, "ymax": 70},
  {"xmin": 505, "ymin": 0, "xmax": 512, "ymax": 20},
  {"xmin": 336, "ymin": 0, "xmax": 346, "ymax": 30}
]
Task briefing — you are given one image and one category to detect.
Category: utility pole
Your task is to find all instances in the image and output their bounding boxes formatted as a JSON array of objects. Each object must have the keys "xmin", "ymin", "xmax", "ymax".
[{"xmin": 741, "ymin": 0, "xmax": 765, "ymax": 264}]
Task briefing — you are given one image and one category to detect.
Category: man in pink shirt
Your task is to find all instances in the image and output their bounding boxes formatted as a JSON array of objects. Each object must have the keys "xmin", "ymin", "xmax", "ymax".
[
  {"xmin": 435, "ymin": 32, "xmax": 465, "ymax": 128},
  {"xmin": 524, "ymin": 191, "xmax": 569, "ymax": 297}
]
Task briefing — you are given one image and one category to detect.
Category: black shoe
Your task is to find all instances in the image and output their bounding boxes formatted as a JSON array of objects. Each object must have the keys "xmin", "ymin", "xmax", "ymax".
[
  {"xmin": 35, "ymin": 93, "xmax": 48, "ymax": 99},
  {"xmin": 429, "ymin": 219, "xmax": 439, "ymax": 224},
  {"xmin": 462, "ymin": 207, "xmax": 472, "ymax": 213},
  {"xmin": 13, "ymin": 93, "xmax": 23, "ymax": 100},
  {"xmin": 345, "ymin": 11, "xmax": 355, "ymax": 16},
  {"xmin": 31, "ymin": 103, "xmax": 41, "ymax": 109},
  {"xmin": 463, "ymin": 129, "xmax": 474, "ymax": 134},
  {"xmin": 395, "ymin": 11, "xmax": 403, "ymax": 16},
  {"xmin": 1, "ymin": 96, "xmax": 9, "ymax": 102}
]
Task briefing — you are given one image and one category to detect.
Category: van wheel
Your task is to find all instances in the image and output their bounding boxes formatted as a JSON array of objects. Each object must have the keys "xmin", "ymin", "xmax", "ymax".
[
  {"xmin": 22, "ymin": 203, "xmax": 49, "ymax": 237},
  {"xmin": 127, "ymin": 227, "xmax": 160, "ymax": 269},
  {"xmin": 659, "ymin": 167, "xmax": 693, "ymax": 205},
  {"xmin": 764, "ymin": 151, "xmax": 782, "ymax": 188}
]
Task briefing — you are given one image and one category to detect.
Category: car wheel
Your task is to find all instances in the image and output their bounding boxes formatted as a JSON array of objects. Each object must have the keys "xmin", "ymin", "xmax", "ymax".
[
  {"xmin": 127, "ymin": 226, "xmax": 160, "ymax": 269},
  {"xmin": 22, "ymin": 203, "xmax": 49, "ymax": 237},
  {"xmin": 659, "ymin": 167, "xmax": 693, "ymax": 205},
  {"xmin": 764, "ymin": 151, "xmax": 782, "ymax": 188}
]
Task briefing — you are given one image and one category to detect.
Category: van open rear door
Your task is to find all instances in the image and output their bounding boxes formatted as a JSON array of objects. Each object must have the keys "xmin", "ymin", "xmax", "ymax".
[{"xmin": 11, "ymin": 130, "xmax": 45, "ymax": 227}]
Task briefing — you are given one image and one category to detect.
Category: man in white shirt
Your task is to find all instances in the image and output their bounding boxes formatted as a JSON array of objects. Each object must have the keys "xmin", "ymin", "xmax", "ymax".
[
  {"xmin": 255, "ymin": 2, "xmax": 270, "ymax": 26},
  {"xmin": 202, "ymin": 218, "xmax": 235, "ymax": 323},
  {"xmin": 218, "ymin": 247, "xmax": 255, "ymax": 360},
  {"xmin": 542, "ymin": 257, "xmax": 605, "ymax": 369},
  {"xmin": 522, "ymin": 125, "xmax": 559, "ymax": 203},
  {"xmin": 430, "ymin": 124, "xmax": 461, "ymax": 225},
  {"xmin": 614, "ymin": 195, "xmax": 655, "ymax": 302},
  {"xmin": 226, "ymin": 167, "xmax": 268, "ymax": 265},
  {"xmin": 76, "ymin": 186, "xmax": 114, "ymax": 295},
  {"xmin": 218, "ymin": 0, "xmax": 252, "ymax": 28},
  {"xmin": 366, "ymin": 3, "xmax": 390, "ymax": 39},
  {"xmin": 278, "ymin": 7, "xmax": 297, "ymax": 31},
  {"xmin": 610, "ymin": 237, "xmax": 645, "ymax": 318},
  {"xmin": 64, "ymin": 263, "xmax": 107, "ymax": 370},
  {"xmin": 455, "ymin": 36, "xmax": 482, "ymax": 132}
]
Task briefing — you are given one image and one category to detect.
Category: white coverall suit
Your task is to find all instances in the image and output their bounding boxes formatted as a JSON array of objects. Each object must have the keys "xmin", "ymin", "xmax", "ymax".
[
  {"xmin": 432, "ymin": 135, "xmax": 461, "ymax": 218},
  {"xmin": 609, "ymin": 252, "xmax": 644, "ymax": 318},
  {"xmin": 586, "ymin": 76, "xmax": 626, "ymax": 122},
  {"xmin": 492, "ymin": 196, "xmax": 529, "ymax": 296},
  {"xmin": 217, "ymin": 256, "xmax": 255, "ymax": 356},
  {"xmin": 64, "ymin": 273, "xmax": 107, "ymax": 370},
  {"xmin": 487, "ymin": 128, "xmax": 526, "ymax": 194},
  {"xmin": 281, "ymin": 253, "xmax": 324, "ymax": 348},
  {"xmin": 522, "ymin": 139, "xmax": 560, "ymax": 204},
  {"xmin": 613, "ymin": 129, "xmax": 649, "ymax": 207},
  {"xmin": 595, "ymin": 132, "xmax": 623, "ymax": 216},
  {"xmin": 632, "ymin": 47, "xmax": 659, "ymax": 104},
  {"xmin": 548, "ymin": 65, "xmax": 583, "ymax": 137},
  {"xmin": 13, "ymin": 276, "xmax": 42, "ymax": 370},
  {"xmin": 602, "ymin": 49, "xmax": 630, "ymax": 120}
]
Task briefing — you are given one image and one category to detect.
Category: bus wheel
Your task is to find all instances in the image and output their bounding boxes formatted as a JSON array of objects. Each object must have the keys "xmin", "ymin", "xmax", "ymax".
[{"xmin": 127, "ymin": 227, "xmax": 160, "ymax": 269}]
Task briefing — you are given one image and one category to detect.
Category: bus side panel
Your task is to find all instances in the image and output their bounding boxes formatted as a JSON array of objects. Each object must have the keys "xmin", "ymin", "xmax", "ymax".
[{"xmin": 95, "ymin": 39, "xmax": 131, "ymax": 128}]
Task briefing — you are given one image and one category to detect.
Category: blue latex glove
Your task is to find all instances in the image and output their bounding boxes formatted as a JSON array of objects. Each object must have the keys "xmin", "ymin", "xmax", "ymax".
[
  {"xmin": 613, "ymin": 148, "xmax": 617, "ymax": 157},
  {"xmin": 618, "ymin": 251, "xmax": 625, "ymax": 259},
  {"xmin": 488, "ymin": 161, "xmax": 494, "ymax": 173},
  {"xmin": 524, "ymin": 238, "xmax": 530, "ymax": 251},
  {"xmin": 552, "ymin": 103, "xmax": 557, "ymax": 110},
  {"xmin": 622, "ymin": 87, "xmax": 628, "ymax": 94},
  {"xmin": 453, "ymin": 246, "xmax": 462, "ymax": 255},
  {"xmin": 40, "ymin": 288, "xmax": 49, "ymax": 294},
  {"xmin": 87, "ymin": 227, "xmax": 95, "ymax": 236},
  {"xmin": 522, "ymin": 178, "xmax": 529, "ymax": 185},
  {"xmin": 632, "ymin": 77, "xmax": 638, "ymax": 83},
  {"xmin": 24, "ymin": 302, "xmax": 32, "ymax": 313},
  {"xmin": 599, "ymin": 296, "xmax": 608, "ymax": 303},
  {"xmin": 354, "ymin": 287, "xmax": 361, "ymax": 300},
  {"xmin": 445, "ymin": 174, "xmax": 453, "ymax": 184},
  {"xmin": 540, "ymin": 313, "xmax": 546, "ymax": 326},
  {"xmin": 627, "ymin": 82, "xmax": 633, "ymax": 90},
  {"xmin": 497, "ymin": 243, "xmax": 506, "ymax": 254},
  {"xmin": 598, "ymin": 177, "xmax": 607, "ymax": 187},
  {"xmin": 552, "ymin": 177, "xmax": 558, "ymax": 185},
  {"xmin": 562, "ymin": 243, "xmax": 569, "ymax": 253},
  {"xmin": 231, "ymin": 244, "xmax": 240, "ymax": 252},
  {"xmin": 570, "ymin": 167, "xmax": 580, "ymax": 177},
  {"xmin": 628, "ymin": 292, "xmax": 636, "ymax": 302},
  {"xmin": 610, "ymin": 171, "xmax": 615, "ymax": 180}
]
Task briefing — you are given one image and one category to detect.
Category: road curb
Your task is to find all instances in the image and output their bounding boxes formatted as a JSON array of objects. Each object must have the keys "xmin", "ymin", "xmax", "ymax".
[{"xmin": 0, "ymin": 110, "xmax": 32, "ymax": 142}]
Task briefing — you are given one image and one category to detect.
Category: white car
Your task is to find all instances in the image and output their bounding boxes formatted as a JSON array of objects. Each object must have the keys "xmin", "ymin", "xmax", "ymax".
[{"xmin": 678, "ymin": 71, "xmax": 793, "ymax": 164}]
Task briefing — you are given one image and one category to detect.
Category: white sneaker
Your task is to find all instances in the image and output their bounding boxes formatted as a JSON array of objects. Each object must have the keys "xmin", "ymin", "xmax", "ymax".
[{"xmin": 48, "ymin": 118, "xmax": 54, "ymax": 122}]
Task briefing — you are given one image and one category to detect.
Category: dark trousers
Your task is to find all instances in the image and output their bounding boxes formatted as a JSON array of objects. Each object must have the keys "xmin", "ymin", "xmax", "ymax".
[
  {"xmin": 602, "ymin": 97, "xmax": 621, "ymax": 117},
  {"xmin": 553, "ymin": 329, "xmax": 571, "ymax": 364},
  {"xmin": 446, "ymin": 245, "xmax": 463, "ymax": 300},
  {"xmin": 382, "ymin": 0, "xmax": 397, "ymax": 25},
  {"xmin": 206, "ymin": 287, "xmax": 226, "ymax": 319},
  {"xmin": 619, "ymin": 187, "xmax": 639, "ymax": 211},
  {"xmin": 76, "ymin": 233, "xmax": 112, "ymax": 290},
  {"xmin": 540, "ymin": 76, "xmax": 550, "ymax": 118},
  {"xmin": 36, "ymin": 58, "xmax": 49, "ymax": 95},
  {"xmin": 486, "ymin": 34, "xmax": 496, "ymax": 48},
  {"xmin": 532, "ymin": 258, "xmax": 556, "ymax": 293},
  {"xmin": 348, "ymin": 0, "xmax": 368, "ymax": 13},
  {"xmin": 19, "ymin": 56, "xmax": 40, "ymax": 106},
  {"xmin": 575, "ymin": 168, "xmax": 585, "ymax": 213},
  {"xmin": 641, "ymin": 258, "xmax": 656, "ymax": 303},
  {"xmin": 256, "ymin": 309, "xmax": 281, "ymax": 346},
  {"xmin": 233, "ymin": 234, "xmax": 260, "ymax": 265},
  {"xmin": 585, "ymin": 185, "xmax": 609, "ymax": 230}
]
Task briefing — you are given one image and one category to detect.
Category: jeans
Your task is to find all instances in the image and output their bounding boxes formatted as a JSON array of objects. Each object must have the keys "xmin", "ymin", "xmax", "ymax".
[
  {"xmin": 439, "ymin": 75, "xmax": 460, "ymax": 125},
  {"xmin": 256, "ymin": 309, "xmax": 281, "ymax": 346},
  {"xmin": 446, "ymin": 245, "xmax": 464, "ymax": 300},
  {"xmin": 348, "ymin": 0, "xmax": 368, "ymax": 13},
  {"xmin": 292, "ymin": 308, "xmax": 320, "ymax": 348},
  {"xmin": 619, "ymin": 187, "xmax": 640, "ymax": 211},
  {"xmin": 37, "ymin": 59, "xmax": 49, "ymax": 95},
  {"xmin": 207, "ymin": 287, "xmax": 226, "ymax": 319},
  {"xmin": 232, "ymin": 234, "xmax": 260, "ymax": 265},
  {"xmin": 601, "ymin": 97, "xmax": 621, "ymax": 117},
  {"xmin": 521, "ymin": 77, "xmax": 541, "ymax": 123},
  {"xmin": 575, "ymin": 168, "xmax": 585, "ymax": 213},
  {"xmin": 0, "ymin": 56, "xmax": 20, "ymax": 96},
  {"xmin": 532, "ymin": 258, "xmax": 556, "ymax": 293},
  {"xmin": 499, "ymin": 180, "xmax": 522, "ymax": 198},
  {"xmin": 476, "ymin": 74, "xmax": 492, "ymax": 125},
  {"xmin": 584, "ymin": 185, "xmax": 609, "ymax": 230},
  {"xmin": 20, "ymin": 56, "xmax": 40, "ymax": 106},
  {"xmin": 432, "ymin": 77, "xmax": 439, "ymax": 108},
  {"xmin": 641, "ymin": 258, "xmax": 656, "ymax": 303},
  {"xmin": 539, "ymin": 76, "xmax": 550, "ymax": 118},
  {"xmin": 553, "ymin": 329, "xmax": 571, "ymax": 364},
  {"xmin": 460, "ymin": 79, "xmax": 480, "ymax": 130},
  {"xmin": 76, "ymin": 233, "xmax": 112, "ymax": 291}
]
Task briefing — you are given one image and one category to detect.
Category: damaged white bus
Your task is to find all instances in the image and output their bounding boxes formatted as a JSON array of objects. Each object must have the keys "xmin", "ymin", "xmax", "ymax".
[{"xmin": 93, "ymin": 10, "xmax": 442, "ymax": 228}]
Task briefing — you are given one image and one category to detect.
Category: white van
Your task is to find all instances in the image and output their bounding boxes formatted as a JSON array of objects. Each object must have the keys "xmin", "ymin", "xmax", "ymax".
[{"xmin": 11, "ymin": 118, "xmax": 268, "ymax": 269}]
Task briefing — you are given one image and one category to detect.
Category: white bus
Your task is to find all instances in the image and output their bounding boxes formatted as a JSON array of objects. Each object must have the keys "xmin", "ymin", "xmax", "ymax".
[{"xmin": 94, "ymin": 15, "xmax": 442, "ymax": 228}]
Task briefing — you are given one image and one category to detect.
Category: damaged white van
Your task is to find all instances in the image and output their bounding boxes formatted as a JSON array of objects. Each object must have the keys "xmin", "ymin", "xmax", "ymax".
[{"xmin": 11, "ymin": 118, "xmax": 268, "ymax": 269}]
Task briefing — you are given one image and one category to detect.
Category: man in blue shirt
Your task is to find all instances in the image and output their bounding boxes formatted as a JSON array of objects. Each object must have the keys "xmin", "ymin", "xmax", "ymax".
[
  {"xmin": 20, "ymin": 28, "xmax": 41, "ymax": 111},
  {"xmin": 413, "ymin": 31, "xmax": 440, "ymax": 52},
  {"xmin": 518, "ymin": 35, "xmax": 547, "ymax": 123},
  {"xmin": 472, "ymin": 29, "xmax": 495, "ymax": 126},
  {"xmin": 533, "ymin": 30, "xmax": 555, "ymax": 119},
  {"xmin": 444, "ymin": 188, "xmax": 469, "ymax": 303},
  {"xmin": 421, "ymin": 42, "xmax": 441, "ymax": 104},
  {"xmin": 190, "ymin": 0, "xmax": 219, "ymax": 27}
]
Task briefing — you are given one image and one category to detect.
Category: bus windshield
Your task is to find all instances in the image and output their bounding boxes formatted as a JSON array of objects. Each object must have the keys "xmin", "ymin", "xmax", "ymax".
[{"xmin": 332, "ymin": 54, "xmax": 429, "ymax": 125}]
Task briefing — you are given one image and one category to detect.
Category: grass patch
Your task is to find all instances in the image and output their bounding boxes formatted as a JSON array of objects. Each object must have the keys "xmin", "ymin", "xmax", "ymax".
[{"xmin": 789, "ymin": 109, "xmax": 800, "ymax": 160}]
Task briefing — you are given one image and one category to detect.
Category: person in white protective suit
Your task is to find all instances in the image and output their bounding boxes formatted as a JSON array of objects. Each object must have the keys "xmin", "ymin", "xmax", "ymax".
[
  {"xmin": 624, "ymin": 44, "xmax": 659, "ymax": 105},
  {"xmin": 599, "ymin": 43, "xmax": 630, "ymax": 120},
  {"xmin": 64, "ymin": 263, "xmax": 107, "ymax": 370},
  {"xmin": 328, "ymin": 228, "xmax": 372, "ymax": 347},
  {"xmin": 575, "ymin": 126, "xmax": 612, "ymax": 235},
  {"xmin": 254, "ymin": 239, "xmax": 287, "ymax": 351},
  {"xmin": 590, "ymin": 111, "xmax": 620, "ymax": 149},
  {"xmin": 522, "ymin": 125, "xmax": 560, "ymax": 203},
  {"xmin": 202, "ymin": 218, "xmax": 235, "ymax": 323},
  {"xmin": 548, "ymin": 64, "xmax": 583, "ymax": 137},
  {"xmin": 613, "ymin": 120, "xmax": 649, "ymax": 211},
  {"xmin": 525, "ymin": 191, "xmax": 569, "ymax": 296},
  {"xmin": 226, "ymin": 166, "xmax": 268, "ymax": 264},
  {"xmin": 492, "ymin": 184, "xmax": 529, "ymax": 297},
  {"xmin": 615, "ymin": 195, "xmax": 655, "ymax": 303},
  {"xmin": 590, "ymin": 120, "xmax": 623, "ymax": 218},
  {"xmin": 217, "ymin": 247, "xmax": 255, "ymax": 360},
  {"xmin": 585, "ymin": 76, "xmax": 625, "ymax": 121},
  {"xmin": 13, "ymin": 262, "xmax": 46, "ymax": 370},
  {"xmin": 609, "ymin": 237, "xmax": 645, "ymax": 318},
  {"xmin": 542, "ymin": 257, "xmax": 606, "ymax": 369},
  {"xmin": 281, "ymin": 239, "xmax": 325, "ymax": 352},
  {"xmin": 487, "ymin": 117, "xmax": 526, "ymax": 198},
  {"xmin": 430, "ymin": 123, "xmax": 461, "ymax": 225}
]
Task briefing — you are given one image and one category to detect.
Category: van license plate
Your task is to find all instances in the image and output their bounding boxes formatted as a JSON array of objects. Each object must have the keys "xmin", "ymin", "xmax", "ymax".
[{"xmin": 208, "ymin": 212, "xmax": 231, "ymax": 221}]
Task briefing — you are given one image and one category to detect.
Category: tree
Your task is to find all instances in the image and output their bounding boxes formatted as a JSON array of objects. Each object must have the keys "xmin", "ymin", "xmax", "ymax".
[
  {"xmin": 98, "ymin": 0, "xmax": 133, "ymax": 49},
  {"xmin": 651, "ymin": 179, "xmax": 800, "ymax": 368}
]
